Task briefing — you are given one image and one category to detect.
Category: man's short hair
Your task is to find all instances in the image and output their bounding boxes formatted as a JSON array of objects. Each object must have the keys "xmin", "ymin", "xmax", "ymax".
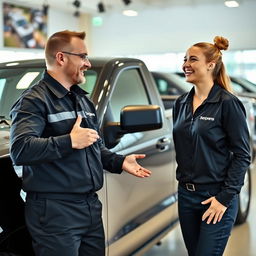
[{"xmin": 45, "ymin": 30, "xmax": 86, "ymax": 65}]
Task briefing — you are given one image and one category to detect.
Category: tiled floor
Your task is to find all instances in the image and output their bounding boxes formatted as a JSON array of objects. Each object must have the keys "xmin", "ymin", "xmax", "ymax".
[{"xmin": 143, "ymin": 164, "xmax": 256, "ymax": 256}]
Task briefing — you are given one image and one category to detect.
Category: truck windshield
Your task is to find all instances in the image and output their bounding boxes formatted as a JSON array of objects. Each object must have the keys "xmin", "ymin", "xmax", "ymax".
[{"xmin": 0, "ymin": 68, "xmax": 98, "ymax": 120}]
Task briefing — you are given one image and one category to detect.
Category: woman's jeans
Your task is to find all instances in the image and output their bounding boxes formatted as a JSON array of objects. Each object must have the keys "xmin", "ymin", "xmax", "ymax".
[{"xmin": 178, "ymin": 184, "xmax": 238, "ymax": 256}]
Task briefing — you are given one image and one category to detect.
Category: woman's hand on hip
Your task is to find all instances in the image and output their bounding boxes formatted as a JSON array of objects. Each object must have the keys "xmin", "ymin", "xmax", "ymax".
[{"xmin": 201, "ymin": 197, "xmax": 227, "ymax": 224}]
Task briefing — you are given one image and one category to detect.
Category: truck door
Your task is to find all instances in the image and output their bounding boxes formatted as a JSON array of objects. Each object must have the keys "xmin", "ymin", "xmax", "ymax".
[{"xmin": 102, "ymin": 66, "xmax": 178, "ymax": 256}]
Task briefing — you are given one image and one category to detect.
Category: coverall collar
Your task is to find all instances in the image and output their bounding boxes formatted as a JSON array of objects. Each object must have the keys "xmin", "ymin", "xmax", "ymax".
[{"xmin": 43, "ymin": 70, "xmax": 88, "ymax": 99}]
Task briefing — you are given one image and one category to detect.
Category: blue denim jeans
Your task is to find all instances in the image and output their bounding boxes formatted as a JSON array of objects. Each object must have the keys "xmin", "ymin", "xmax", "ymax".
[{"xmin": 178, "ymin": 184, "xmax": 238, "ymax": 256}]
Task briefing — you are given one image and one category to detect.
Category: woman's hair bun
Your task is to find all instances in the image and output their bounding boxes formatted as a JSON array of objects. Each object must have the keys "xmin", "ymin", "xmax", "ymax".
[{"xmin": 213, "ymin": 36, "xmax": 229, "ymax": 51}]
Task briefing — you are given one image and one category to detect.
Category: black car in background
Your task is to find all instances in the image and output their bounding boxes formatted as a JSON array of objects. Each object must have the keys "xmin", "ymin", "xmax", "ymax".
[{"xmin": 230, "ymin": 76, "xmax": 256, "ymax": 97}]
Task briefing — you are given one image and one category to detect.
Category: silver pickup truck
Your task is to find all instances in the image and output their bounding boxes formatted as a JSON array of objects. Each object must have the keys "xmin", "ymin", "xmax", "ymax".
[{"xmin": 0, "ymin": 58, "xmax": 178, "ymax": 256}]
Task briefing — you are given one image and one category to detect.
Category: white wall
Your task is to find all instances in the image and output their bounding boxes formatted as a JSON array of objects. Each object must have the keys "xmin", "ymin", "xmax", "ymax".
[
  {"xmin": 0, "ymin": 0, "xmax": 255, "ymax": 59},
  {"xmin": 90, "ymin": 1, "xmax": 256, "ymax": 56},
  {"xmin": 47, "ymin": 8, "xmax": 79, "ymax": 37}
]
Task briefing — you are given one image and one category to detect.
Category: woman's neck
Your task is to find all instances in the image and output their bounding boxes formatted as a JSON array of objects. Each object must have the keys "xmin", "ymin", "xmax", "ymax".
[{"xmin": 194, "ymin": 80, "xmax": 214, "ymax": 100}]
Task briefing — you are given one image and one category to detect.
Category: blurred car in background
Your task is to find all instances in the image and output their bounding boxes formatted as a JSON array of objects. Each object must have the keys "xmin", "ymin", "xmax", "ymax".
[
  {"xmin": 151, "ymin": 71, "xmax": 192, "ymax": 109},
  {"xmin": 230, "ymin": 76, "xmax": 256, "ymax": 148},
  {"xmin": 230, "ymin": 76, "xmax": 256, "ymax": 97}
]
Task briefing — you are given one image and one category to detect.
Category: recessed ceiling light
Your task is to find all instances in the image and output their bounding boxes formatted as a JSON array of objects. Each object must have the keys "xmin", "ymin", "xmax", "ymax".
[
  {"xmin": 123, "ymin": 0, "xmax": 131, "ymax": 5},
  {"xmin": 122, "ymin": 10, "xmax": 138, "ymax": 16},
  {"xmin": 224, "ymin": 1, "xmax": 239, "ymax": 8}
]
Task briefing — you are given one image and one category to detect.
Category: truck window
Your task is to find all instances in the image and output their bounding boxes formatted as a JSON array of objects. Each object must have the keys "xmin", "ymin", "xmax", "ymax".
[
  {"xmin": 0, "ymin": 68, "xmax": 98, "ymax": 120},
  {"xmin": 0, "ymin": 68, "xmax": 43, "ymax": 119},
  {"xmin": 110, "ymin": 68, "xmax": 150, "ymax": 122}
]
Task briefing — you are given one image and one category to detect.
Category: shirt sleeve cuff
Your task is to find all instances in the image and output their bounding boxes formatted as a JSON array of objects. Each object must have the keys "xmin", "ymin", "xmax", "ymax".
[
  {"xmin": 111, "ymin": 155, "xmax": 125, "ymax": 174},
  {"xmin": 215, "ymin": 191, "xmax": 235, "ymax": 207},
  {"xmin": 56, "ymin": 134, "xmax": 73, "ymax": 157}
]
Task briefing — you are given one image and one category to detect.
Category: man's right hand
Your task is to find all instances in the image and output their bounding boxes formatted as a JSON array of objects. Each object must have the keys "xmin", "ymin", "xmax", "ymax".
[{"xmin": 70, "ymin": 116, "xmax": 99, "ymax": 149}]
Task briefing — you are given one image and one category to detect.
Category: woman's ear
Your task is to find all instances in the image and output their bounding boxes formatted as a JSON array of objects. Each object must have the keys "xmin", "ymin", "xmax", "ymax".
[{"xmin": 208, "ymin": 62, "xmax": 216, "ymax": 70}]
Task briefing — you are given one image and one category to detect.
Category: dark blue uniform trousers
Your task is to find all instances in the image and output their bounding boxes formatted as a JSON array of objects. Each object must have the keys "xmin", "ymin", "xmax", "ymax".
[
  {"xmin": 178, "ymin": 185, "xmax": 238, "ymax": 256},
  {"xmin": 25, "ymin": 192, "xmax": 105, "ymax": 256}
]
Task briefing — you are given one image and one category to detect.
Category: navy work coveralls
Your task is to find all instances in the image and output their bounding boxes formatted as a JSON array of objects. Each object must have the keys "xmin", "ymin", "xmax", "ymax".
[{"xmin": 10, "ymin": 71, "xmax": 125, "ymax": 256}]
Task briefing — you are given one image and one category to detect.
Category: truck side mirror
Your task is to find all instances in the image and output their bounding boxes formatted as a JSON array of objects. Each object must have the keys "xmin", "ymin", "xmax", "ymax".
[
  {"xmin": 120, "ymin": 105, "xmax": 162, "ymax": 132},
  {"xmin": 103, "ymin": 105, "xmax": 162, "ymax": 148}
]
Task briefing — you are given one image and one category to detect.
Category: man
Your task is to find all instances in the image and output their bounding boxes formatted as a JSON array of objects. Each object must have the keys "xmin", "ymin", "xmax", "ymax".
[{"xmin": 9, "ymin": 30, "xmax": 151, "ymax": 256}]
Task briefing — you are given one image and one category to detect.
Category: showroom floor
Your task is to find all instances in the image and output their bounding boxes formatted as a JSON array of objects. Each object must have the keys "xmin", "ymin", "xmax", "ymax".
[{"xmin": 143, "ymin": 163, "xmax": 256, "ymax": 256}]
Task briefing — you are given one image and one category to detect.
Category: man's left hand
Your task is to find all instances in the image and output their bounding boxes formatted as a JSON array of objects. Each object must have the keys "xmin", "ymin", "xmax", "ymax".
[{"xmin": 122, "ymin": 154, "xmax": 151, "ymax": 178}]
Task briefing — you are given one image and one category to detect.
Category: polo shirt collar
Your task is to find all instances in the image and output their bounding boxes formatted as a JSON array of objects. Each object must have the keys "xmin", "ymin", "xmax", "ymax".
[{"xmin": 180, "ymin": 83, "xmax": 222, "ymax": 104}]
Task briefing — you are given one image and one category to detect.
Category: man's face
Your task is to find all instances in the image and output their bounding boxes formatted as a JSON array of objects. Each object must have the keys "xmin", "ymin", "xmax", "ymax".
[{"xmin": 63, "ymin": 37, "xmax": 91, "ymax": 85}]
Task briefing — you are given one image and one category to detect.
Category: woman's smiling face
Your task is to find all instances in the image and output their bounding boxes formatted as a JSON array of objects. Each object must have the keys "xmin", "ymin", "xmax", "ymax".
[{"xmin": 182, "ymin": 46, "xmax": 212, "ymax": 85}]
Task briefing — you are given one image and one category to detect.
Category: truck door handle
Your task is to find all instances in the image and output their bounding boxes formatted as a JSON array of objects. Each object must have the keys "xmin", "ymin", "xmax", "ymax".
[{"xmin": 156, "ymin": 137, "xmax": 171, "ymax": 152}]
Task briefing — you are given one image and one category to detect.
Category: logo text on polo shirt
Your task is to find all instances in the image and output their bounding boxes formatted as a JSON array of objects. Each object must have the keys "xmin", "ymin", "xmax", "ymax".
[
  {"xmin": 200, "ymin": 116, "xmax": 214, "ymax": 121},
  {"xmin": 85, "ymin": 112, "xmax": 95, "ymax": 117}
]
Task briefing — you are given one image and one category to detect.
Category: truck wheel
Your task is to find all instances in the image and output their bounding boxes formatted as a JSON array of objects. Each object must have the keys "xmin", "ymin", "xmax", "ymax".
[{"xmin": 235, "ymin": 168, "xmax": 251, "ymax": 225}]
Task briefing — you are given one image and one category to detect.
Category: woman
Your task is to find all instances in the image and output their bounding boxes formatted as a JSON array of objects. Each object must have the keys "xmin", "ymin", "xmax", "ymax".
[{"xmin": 173, "ymin": 36, "xmax": 251, "ymax": 256}]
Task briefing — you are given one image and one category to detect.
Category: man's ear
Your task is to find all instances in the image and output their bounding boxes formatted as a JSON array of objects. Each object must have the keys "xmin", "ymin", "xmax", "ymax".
[{"xmin": 55, "ymin": 52, "xmax": 65, "ymax": 65}]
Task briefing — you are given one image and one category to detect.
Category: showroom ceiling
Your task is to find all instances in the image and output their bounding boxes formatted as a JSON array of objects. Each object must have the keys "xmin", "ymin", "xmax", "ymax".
[{"xmin": 12, "ymin": 0, "xmax": 251, "ymax": 14}]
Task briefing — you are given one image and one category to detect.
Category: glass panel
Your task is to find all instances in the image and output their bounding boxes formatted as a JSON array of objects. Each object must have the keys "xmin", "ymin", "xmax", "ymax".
[
  {"xmin": 0, "ymin": 68, "xmax": 99, "ymax": 119},
  {"xmin": 110, "ymin": 69, "xmax": 150, "ymax": 122},
  {"xmin": 0, "ymin": 68, "xmax": 43, "ymax": 119},
  {"xmin": 155, "ymin": 78, "xmax": 168, "ymax": 95},
  {"xmin": 0, "ymin": 79, "xmax": 6, "ymax": 101}
]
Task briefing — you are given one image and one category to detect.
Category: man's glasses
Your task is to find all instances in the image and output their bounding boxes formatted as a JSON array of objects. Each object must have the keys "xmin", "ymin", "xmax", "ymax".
[{"xmin": 61, "ymin": 51, "xmax": 89, "ymax": 61}]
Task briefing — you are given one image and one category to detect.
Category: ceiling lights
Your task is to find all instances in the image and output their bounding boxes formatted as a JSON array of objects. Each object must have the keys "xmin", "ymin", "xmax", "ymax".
[
  {"xmin": 122, "ymin": 0, "xmax": 137, "ymax": 16},
  {"xmin": 123, "ymin": 0, "xmax": 131, "ymax": 5},
  {"xmin": 72, "ymin": 0, "xmax": 81, "ymax": 8},
  {"xmin": 98, "ymin": 2, "xmax": 105, "ymax": 13},
  {"xmin": 42, "ymin": 0, "xmax": 49, "ymax": 15},
  {"xmin": 224, "ymin": 1, "xmax": 239, "ymax": 7},
  {"xmin": 73, "ymin": 0, "xmax": 81, "ymax": 16},
  {"xmin": 122, "ymin": 10, "xmax": 138, "ymax": 16}
]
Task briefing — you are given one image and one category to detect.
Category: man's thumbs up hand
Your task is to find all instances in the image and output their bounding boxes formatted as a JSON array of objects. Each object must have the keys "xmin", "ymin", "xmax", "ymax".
[{"xmin": 70, "ymin": 116, "xmax": 99, "ymax": 149}]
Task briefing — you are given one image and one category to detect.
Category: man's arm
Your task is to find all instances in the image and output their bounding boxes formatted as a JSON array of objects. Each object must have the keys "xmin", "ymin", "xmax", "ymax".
[{"xmin": 10, "ymin": 96, "xmax": 72, "ymax": 165}]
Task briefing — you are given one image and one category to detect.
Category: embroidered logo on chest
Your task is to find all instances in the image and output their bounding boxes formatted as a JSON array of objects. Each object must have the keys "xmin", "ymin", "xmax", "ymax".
[
  {"xmin": 85, "ymin": 112, "xmax": 95, "ymax": 117},
  {"xmin": 199, "ymin": 116, "xmax": 215, "ymax": 121}
]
